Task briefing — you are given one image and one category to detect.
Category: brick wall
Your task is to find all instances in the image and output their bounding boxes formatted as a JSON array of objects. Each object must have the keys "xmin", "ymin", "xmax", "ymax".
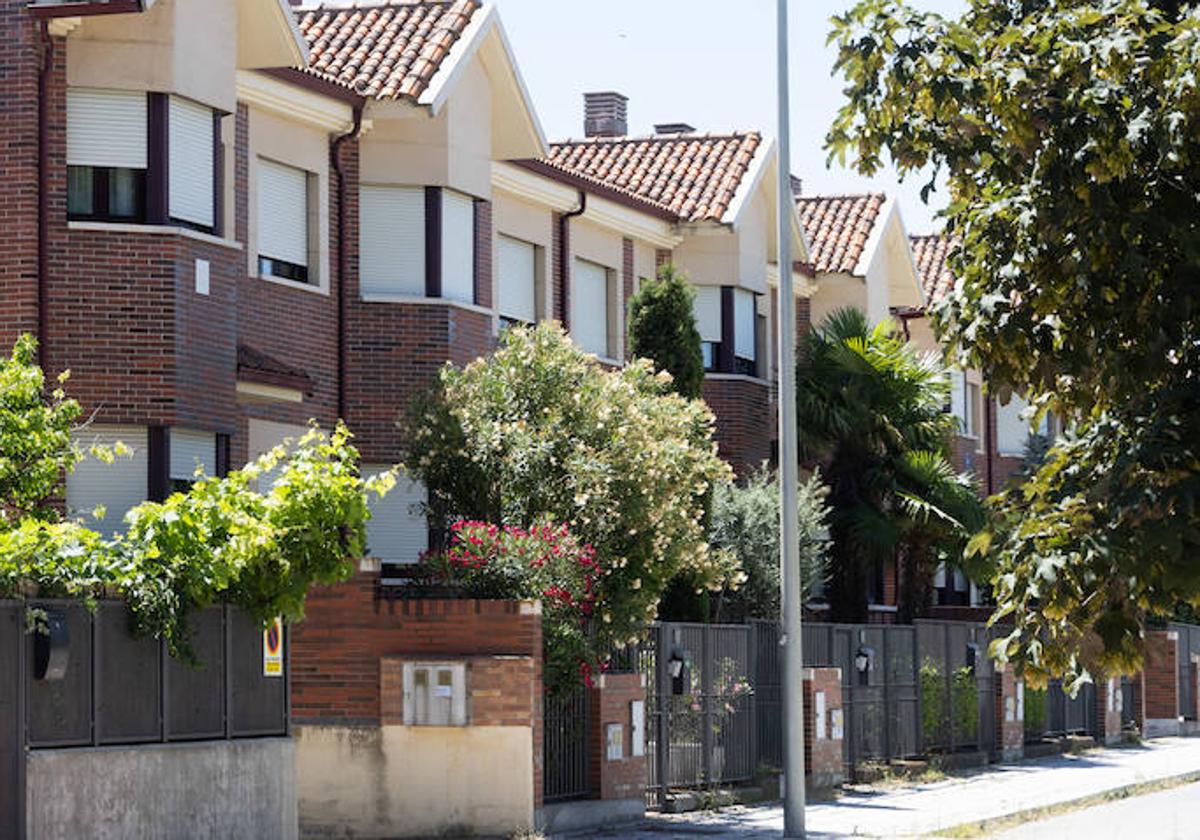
[
  {"xmin": 1095, "ymin": 675, "xmax": 1124, "ymax": 745},
  {"xmin": 379, "ymin": 654, "xmax": 537, "ymax": 727},
  {"xmin": 474, "ymin": 198, "xmax": 493, "ymax": 310},
  {"xmin": 0, "ymin": 2, "xmax": 42, "ymax": 349},
  {"xmin": 994, "ymin": 664, "xmax": 1023, "ymax": 761},
  {"xmin": 702, "ymin": 376, "xmax": 776, "ymax": 479},
  {"xmin": 290, "ymin": 570, "xmax": 542, "ymax": 724},
  {"xmin": 587, "ymin": 673, "xmax": 646, "ymax": 802},
  {"xmin": 803, "ymin": 667, "xmax": 843, "ymax": 789},
  {"xmin": 1141, "ymin": 630, "xmax": 1179, "ymax": 723}
]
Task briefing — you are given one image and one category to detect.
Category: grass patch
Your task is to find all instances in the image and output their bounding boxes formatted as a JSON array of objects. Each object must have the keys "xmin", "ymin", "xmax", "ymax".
[{"xmin": 932, "ymin": 771, "xmax": 1200, "ymax": 838}]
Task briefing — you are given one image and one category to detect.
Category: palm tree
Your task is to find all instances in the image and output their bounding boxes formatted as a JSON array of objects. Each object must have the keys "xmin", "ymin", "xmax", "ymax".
[{"xmin": 796, "ymin": 308, "xmax": 983, "ymax": 622}]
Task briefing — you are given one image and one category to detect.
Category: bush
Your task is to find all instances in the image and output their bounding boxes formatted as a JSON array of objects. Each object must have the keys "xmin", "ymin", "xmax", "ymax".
[
  {"xmin": 627, "ymin": 263, "xmax": 705, "ymax": 399},
  {"xmin": 1024, "ymin": 685, "xmax": 1048, "ymax": 738},
  {"xmin": 401, "ymin": 323, "xmax": 737, "ymax": 673},
  {"xmin": 920, "ymin": 658, "xmax": 980, "ymax": 750},
  {"xmin": 709, "ymin": 468, "xmax": 830, "ymax": 622}
]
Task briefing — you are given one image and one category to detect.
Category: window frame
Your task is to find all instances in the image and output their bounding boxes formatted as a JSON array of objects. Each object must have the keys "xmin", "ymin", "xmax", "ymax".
[{"xmin": 256, "ymin": 156, "xmax": 316, "ymax": 287}]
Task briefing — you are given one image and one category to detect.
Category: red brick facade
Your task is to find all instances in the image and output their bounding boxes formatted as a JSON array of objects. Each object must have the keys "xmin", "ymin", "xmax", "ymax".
[
  {"xmin": 1140, "ymin": 630, "xmax": 1179, "ymax": 724},
  {"xmin": 802, "ymin": 667, "xmax": 843, "ymax": 789},
  {"xmin": 702, "ymin": 376, "xmax": 775, "ymax": 479}
]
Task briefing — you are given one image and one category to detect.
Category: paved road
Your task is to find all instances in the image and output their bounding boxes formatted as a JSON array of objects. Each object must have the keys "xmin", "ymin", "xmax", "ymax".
[{"xmin": 993, "ymin": 781, "xmax": 1200, "ymax": 840}]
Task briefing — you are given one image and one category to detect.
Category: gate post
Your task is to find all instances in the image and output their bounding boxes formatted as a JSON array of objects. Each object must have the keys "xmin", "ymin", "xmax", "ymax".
[
  {"xmin": 748, "ymin": 622, "xmax": 759, "ymax": 775},
  {"xmin": 701, "ymin": 625, "xmax": 714, "ymax": 785},
  {"xmin": 944, "ymin": 624, "xmax": 955, "ymax": 754},
  {"xmin": 655, "ymin": 624, "xmax": 670, "ymax": 802},
  {"xmin": 881, "ymin": 630, "xmax": 891, "ymax": 760}
]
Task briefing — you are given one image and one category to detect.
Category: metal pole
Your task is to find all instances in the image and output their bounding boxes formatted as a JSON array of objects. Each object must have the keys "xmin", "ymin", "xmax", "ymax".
[{"xmin": 776, "ymin": 0, "xmax": 806, "ymax": 835}]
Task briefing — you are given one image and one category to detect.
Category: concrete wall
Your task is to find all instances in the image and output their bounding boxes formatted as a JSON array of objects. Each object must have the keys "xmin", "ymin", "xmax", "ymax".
[
  {"xmin": 26, "ymin": 738, "xmax": 296, "ymax": 840},
  {"xmin": 297, "ymin": 725, "xmax": 535, "ymax": 838}
]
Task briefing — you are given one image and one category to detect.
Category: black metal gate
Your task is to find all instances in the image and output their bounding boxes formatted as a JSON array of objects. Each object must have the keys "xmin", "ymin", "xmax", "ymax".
[
  {"xmin": 543, "ymin": 688, "xmax": 590, "ymax": 802},
  {"xmin": 1169, "ymin": 622, "xmax": 1200, "ymax": 721},
  {"xmin": 643, "ymin": 623, "xmax": 755, "ymax": 805},
  {"xmin": 1, "ymin": 603, "xmax": 21, "ymax": 840}
]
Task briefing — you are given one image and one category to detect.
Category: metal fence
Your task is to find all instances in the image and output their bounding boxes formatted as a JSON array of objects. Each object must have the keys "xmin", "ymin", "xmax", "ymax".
[
  {"xmin": 543, "ymin": 688, "xmax": 590, "ymax": 803},
  {"xmin": 1, "ymin": 600, "xmax": 288, "ymax": 840},
  {"xmin": 1169, "ymin": 622, "xmax": 1200, "ymax": 721}
]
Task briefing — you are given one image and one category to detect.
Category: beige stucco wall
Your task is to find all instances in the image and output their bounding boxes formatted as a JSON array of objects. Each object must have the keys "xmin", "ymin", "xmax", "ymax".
[
  {"xmin": 672, "ymin": 224, "xmax": 767, "ymax": 295},
  {"xmin": 361, "ymin": 57, "xmax": 494, "ymax": 200},
  {"xmin": 67, "ymin": 0, "xmax": 238, "ymax": 113},
  {"xmin": 736, "ymin": 191, "xmax": 770, "ymax": 293},
  {"xmin": 244, "ymin": 106, "xmax": 332, "ymax": 292},
  {"xmin": 296, "ymin": 725, "xmax": 535, "ymax": 838},
  {"xmin": 810, "ymin": 272, "xmax": 868, "ymax": 328}
]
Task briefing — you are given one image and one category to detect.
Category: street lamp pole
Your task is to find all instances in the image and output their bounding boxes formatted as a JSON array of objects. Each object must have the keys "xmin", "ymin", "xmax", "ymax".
[{"xmin": 775, "ymin": 0, "xmax": 807, "ymax": 836}]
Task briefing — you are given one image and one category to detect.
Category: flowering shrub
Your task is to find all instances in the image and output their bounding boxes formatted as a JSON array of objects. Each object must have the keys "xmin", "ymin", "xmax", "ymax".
[
  {"xmin": 402, "ymin": 323, "xmax": 739, "ymax": 685},
  {"xmin": 428, "ymin": 519, "xmax": 617, "ymax": 691}
]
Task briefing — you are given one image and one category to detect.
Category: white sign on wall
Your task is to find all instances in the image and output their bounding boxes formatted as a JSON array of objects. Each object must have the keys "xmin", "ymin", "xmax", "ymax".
[
  {"xmin": 606, "ymin": 724, "xmax": 624, "ymax": 761},
  {"xmin": 815, "ymin": 692, "xmax": 827, "ymax": 740},
  {"xmin": 630, "ymin": 700, "xmax": 646, "ymax": 757},
  {"xmin": 830, "ymin": 709, "xmax": 844, "ymax": 741}
]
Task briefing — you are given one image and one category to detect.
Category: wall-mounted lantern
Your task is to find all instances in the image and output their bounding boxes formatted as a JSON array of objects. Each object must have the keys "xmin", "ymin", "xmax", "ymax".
[
  {"xmin": 854, "ymin": 645, "xmax": 875, "ymax": 687},
  {"xmin": 668, "ymin": 648, "xmax": 690, "ymax": 695},
  {"xmin": 965, "ymin": 642, "xmax": 980, "ymax": 677},
  {"xmin": 32, "ymin": 608, "xmax": 69, "ymax": 681}
]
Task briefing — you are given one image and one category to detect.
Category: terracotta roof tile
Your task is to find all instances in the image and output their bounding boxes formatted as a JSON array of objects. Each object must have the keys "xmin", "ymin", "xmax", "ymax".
[
  {"xmin": 795, "ymin": 193, "xmax": 886, "ymax": 275},
  {"xmin": 237, "ymin": 344, "xmax": 314, "ymax": 394},
  {"xmin": 909, "ymin": 233, "xmax": 959, "ymax": 305},
  {"xmin": 296, "ymin": 1, "xmax": 481, "ymax": 102},
  {"xmin": 542, "ymin": 132, "xmax": 763, "ymax": 223}
]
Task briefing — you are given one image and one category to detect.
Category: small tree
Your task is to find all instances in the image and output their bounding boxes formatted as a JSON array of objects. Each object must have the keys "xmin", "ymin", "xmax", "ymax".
[
  {"xmin": 708, "ymin": 468, "xmax": 831, "ymax": 623},
  {"xmin": 400, "ymin": 322, "xmax": 737, "ymax": 658},
  {"xmin": 627, "ymin": 263, "xmax": 705, "ymax": 399}
]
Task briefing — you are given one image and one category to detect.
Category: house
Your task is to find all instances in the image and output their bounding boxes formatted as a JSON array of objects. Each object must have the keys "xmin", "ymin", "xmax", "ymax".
[{"xmin": 526, "ymin": 92, "xmax": 813, "ymax": 478}]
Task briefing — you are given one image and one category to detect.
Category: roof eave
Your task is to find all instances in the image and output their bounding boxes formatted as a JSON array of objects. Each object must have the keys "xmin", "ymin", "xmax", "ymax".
[{"xmin": 510, "ymin": 159, "xmax": 680, "ymax": 222}]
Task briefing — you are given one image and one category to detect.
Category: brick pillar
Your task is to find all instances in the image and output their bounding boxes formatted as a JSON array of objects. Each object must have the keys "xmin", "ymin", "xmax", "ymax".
[
  {"xmin": 993, "ymin": 663, "xmax": 1024, "ymax": 761},
  {"xmin": 1094, "ymin": 676, "xmax": 1123, "ymax": 745},
  {"xmin": 802, "ymin": 667, "xmax": 843, "ymax": 790},
  {"xmin": 1140, "ymin": 630, "xmax": 1180, "ymax": 738},
  {"xmin": 587, "ymin": 673, "xmax": 647, "ymax": 803}
]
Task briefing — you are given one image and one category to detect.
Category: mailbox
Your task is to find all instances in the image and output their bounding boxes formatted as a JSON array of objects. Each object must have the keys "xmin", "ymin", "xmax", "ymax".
[{"xmin": 32, "ymin": 608, "xmax": 69, "ymax": 681}]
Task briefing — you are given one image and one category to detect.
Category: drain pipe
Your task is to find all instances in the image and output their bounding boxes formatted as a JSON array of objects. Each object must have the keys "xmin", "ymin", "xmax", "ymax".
[
  {"xmin": 37, "ymin": 21, "xmax": 53, "ymax": 367},
  {"xmin": 558, "ymin": 191, "xmax": 586, "ymax": 329},
  {"xmin": 331, "ymin": 105, "xmax": 363, "ymax": 420}
]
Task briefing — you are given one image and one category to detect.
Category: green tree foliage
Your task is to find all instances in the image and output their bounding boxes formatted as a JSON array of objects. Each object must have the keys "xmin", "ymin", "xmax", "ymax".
[
  {"xmin": 400, "ymin": 322, "xmax": 737, "ymax": 649},
  {"xmin": 828, "ymin": 0, "xmax": 1200, "ymax": 684},
  {"xmin": 708, "ymin": 468, "xmax": 831, "ymax": 623},
  {"xmin": 796, "ymin": 308, "xmax": 984, "ymax": 623},
  {"xmin": 0, "ymin": 336, "xmax": 391, "ymax": 657},
  {"xmin": 627, "ymin": 263, "xmax": 705, "ymax": 399}
]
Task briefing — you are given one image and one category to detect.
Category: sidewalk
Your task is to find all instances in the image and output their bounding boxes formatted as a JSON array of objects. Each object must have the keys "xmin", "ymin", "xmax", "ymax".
[{"xmin": 580, "ymin": 737, "xmax": 1200, "ymax": 838}]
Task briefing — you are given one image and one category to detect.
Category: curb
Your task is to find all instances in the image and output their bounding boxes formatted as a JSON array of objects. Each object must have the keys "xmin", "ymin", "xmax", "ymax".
[{"xmin": 932, "ymin": 769, "xmax": 1200, "ymax": 837}]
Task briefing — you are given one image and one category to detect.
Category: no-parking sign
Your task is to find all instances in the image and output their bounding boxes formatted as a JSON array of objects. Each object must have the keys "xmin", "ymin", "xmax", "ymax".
[{"xmin": 263, "ymin": 617, "xmax": 284, "ymax": 677}]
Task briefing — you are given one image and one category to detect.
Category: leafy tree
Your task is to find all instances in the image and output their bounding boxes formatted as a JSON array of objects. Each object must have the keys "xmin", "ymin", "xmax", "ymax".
[
  {"xmin": 707, "ymin": 468, "xmax": 831, "ymax": 623},
  {"xmin": 0, "ymin": 335, "xmax": 391, "ymax": 657},
  {"xmin": 400, "ymin": 323, "xmax": 737, "ymax": 656},
  {"xmin": 796, "ymin": 308, "xmax": 983, "ymax": 623},
  {"xmin": 828, "ymin": 0, "xmax": 1200, "ymax": 683},
  {"xmin": 627, "ymin": 263, "xmax": 705, "ymax": 399}
]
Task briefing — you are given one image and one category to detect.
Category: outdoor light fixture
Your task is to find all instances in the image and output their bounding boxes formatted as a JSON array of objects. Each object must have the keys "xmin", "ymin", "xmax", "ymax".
[
  {"xmin": 32, "ymin": 608, "xmax": 69, "ymax": 682},
  {"xmin": 668, "ymin": 648, "xmax": 689, "ymax": 695},
  {"xmin": 854, "ymin": 646, "xmax": 875, "ymax": 686},
  {"xmin": 965, "ymin": 642, "xmax": 979, "ymax": 677}
]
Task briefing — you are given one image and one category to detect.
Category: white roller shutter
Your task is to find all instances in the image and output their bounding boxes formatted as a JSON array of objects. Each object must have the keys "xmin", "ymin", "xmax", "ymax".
[
  {"xmin": 734, "ymin": 289, "xmax": 756, "ymax": 360},
  {"xmin": 571, "ymin": 258, "xmax": 610, "ymax": 357},
  {"xmin": 67, "ymin": 88, "xmax": 147, "ymax": 170},
  {"xmin": 170, "ymin": 428, "xmax": 216, "ymax": 481},
  {"xmin": 996, "ymin": 395, "xmax": 1031, "ymax": 456},
  {"xmin": 692, "ymin": 286, "xmax": 722, "ymax": 343},
  {"xmin": 364, "ymin": 466, "xmax": 428, "ymax": 564},
  {"xmin": 498, "ymin": 235, "xmax": 537, "ymax": 323},
  {"xmin": 67, "ymin": 425, "xmax": 148, "ymax": 538},
  {"xmin": 360, "ymin": 185, "xmax": 425, "ymax": 297},
  {"xmin": 949, "ymin": 370, "xmax": 966, "ymax": 433},
  {"xmin": 257, "ymin": 158, "xmax": 309, "ymax": 268},
  {"xmin": 441, "ymin": 190, "xmax": 476, "ymax": 304},
  {"xmin": 168, "ymin": 96, "xmax": 215, "ymax": 228},
  {"xmin": 247, "ymin": 419, "xmax": 309, "ymax": 490}
]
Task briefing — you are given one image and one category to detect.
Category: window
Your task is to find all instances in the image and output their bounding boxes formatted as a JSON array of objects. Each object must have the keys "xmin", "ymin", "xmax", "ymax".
[
  {"xmin": 168, "ymin": 96, "xmax": 216, "ymax": 231},
  {"xmin": 67, "ymin": 88, "xmax": 148, "ymax": 222},
  {"xmin": 67, "ymin": 425, "xmax": 148, "ymax": 538},
  {"xmin": 403, "ymin": 662, "xmax": 467, "ymax": 726},
  {"xmin": 257, "ymin": 158, "xmax": 311, "ymax": 284},
  {"xmin": 169, "ymin": 429, "xmax": 216, "ymax": 493},
  {"xmin": 692, "ymin": 286, "xmax": 722, "ymax": 371},
  {"xmin": 441, "ymin": 190, "xmax": 476, "ymax": 305},
  {"xmin": 966, "ymin": 381, "xmax": 983, "ymax": 441},
  {"xmin": 948, "ymin": 370, "xmax": 967, "ymax": 433},
  {"xmin": 364, "ymin": 466, "xmax": 428, "ymax": 566},
  {"xmin": 571, "ymin": 258, "xmax": 612, "ymax": 357},
  {"xmin": 498, "ymin": 235, "xmax": 538, "ymax": 325},
  {"xmin": 360, "ymin": 185, "xmax": 425, "ymax": 298},
  {"xmin": 733, "ymin": 288, "xmax": 757, "ymax": 376}
]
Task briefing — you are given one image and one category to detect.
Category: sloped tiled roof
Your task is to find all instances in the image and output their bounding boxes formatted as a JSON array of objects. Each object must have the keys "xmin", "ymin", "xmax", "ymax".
[
  {"xmin": 795, "ymin": 193, "xmax": 886, "ymax": 275},
  {"xmin": 238, "ymin": 344, "xmax": 314, "ymax": 394},
  {"xmin": 910, "ymin": 233, "xmax": 959, "ymax": 305},
  {"xmin": 541, "ymin": 132, "xmax": 762, "ymax": 223},
  {"xmin": 296, "ymin": 1, "xmax": 480, "ymax": 102}
]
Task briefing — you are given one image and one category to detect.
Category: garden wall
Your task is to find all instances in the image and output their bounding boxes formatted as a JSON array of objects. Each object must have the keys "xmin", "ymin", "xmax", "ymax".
[{"xmin": 290, "ymin": 565, "xmax": 544, "ymax": 838}]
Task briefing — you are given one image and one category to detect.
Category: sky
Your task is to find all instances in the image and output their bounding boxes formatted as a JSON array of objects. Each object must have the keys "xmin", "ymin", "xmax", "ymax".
[{"xmin": 493, "ymin": 0, "xmax": 965, "ymax": 233}]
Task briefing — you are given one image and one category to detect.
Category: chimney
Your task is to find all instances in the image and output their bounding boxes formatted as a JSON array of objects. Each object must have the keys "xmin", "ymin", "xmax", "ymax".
[
  {"xmin": 654, "ymin": 122, "xmax": 696, "ymax": 135},
  {"xmin": 584, "ymin": 92, "xmax": 628, "ymax": 138}
]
